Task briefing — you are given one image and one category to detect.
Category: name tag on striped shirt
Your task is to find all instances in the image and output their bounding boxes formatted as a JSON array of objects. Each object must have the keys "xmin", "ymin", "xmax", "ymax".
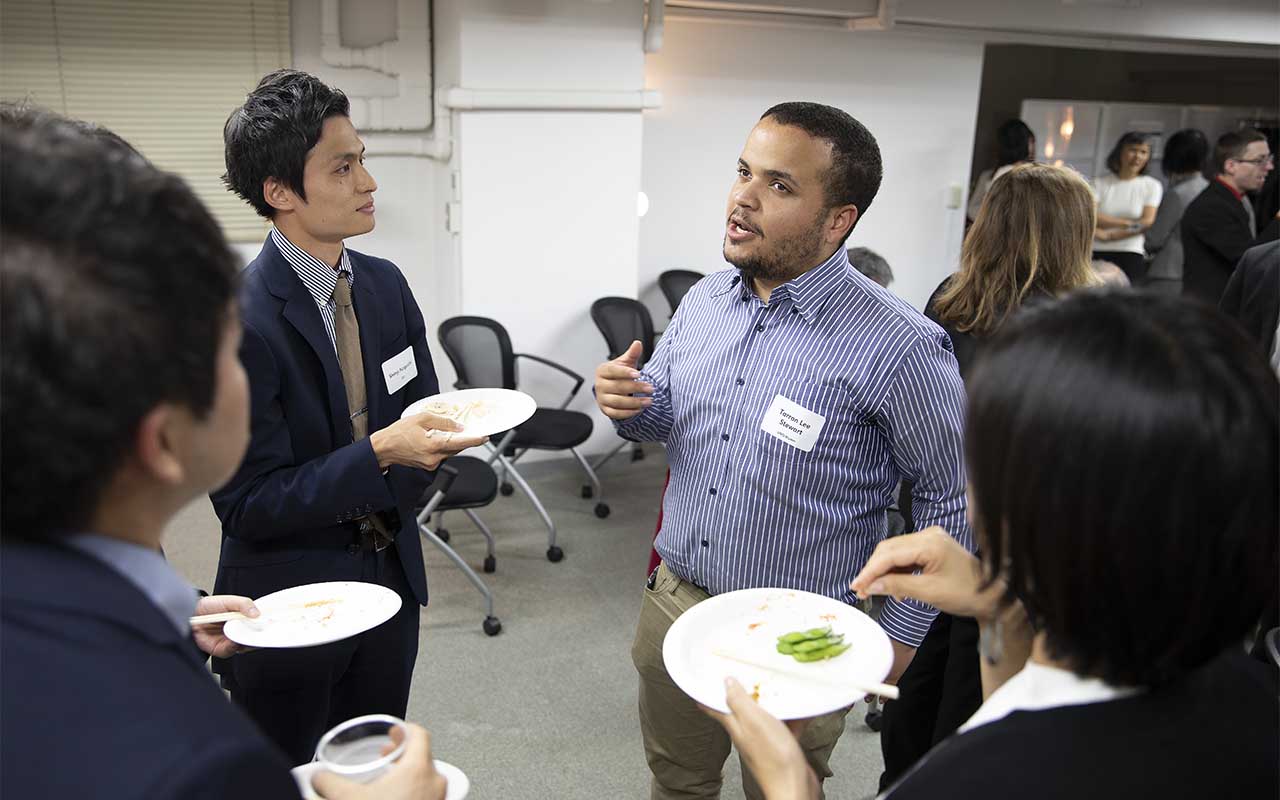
[{"xmin": 760, "ymin": 394, "xmax": 826, "ymax": 452}]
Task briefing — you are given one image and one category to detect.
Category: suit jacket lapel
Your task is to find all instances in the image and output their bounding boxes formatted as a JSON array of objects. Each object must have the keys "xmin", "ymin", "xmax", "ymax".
[
  {"xmin": 260, "ymin": 235, "xmax": 352, "ymax": 445},
  {"xmin": 353, "ymin": 264, "xmax": 384, "ymax": 431}
]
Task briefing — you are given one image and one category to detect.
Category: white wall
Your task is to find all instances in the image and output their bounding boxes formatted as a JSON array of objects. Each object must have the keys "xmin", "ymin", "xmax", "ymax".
[{"xmin": 639, "ymin": 21, "xmax": 984, "ymax": 313}]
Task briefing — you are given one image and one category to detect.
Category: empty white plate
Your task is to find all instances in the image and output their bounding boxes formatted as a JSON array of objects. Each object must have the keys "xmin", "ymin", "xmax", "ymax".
[
  {"xmin": 224, "ymin": 581, "xmax": 402, "ymax": 649},
  {"xmin": 662, "ymin": 587, "xmax": 893, "ymax": 720},
  {"xmin": 292, "ymin": 759, "xmax": 469, "ymax": 799},
  {"xmin": 401, "ymin": 388, "xmax": 537, "ymax": 439}
]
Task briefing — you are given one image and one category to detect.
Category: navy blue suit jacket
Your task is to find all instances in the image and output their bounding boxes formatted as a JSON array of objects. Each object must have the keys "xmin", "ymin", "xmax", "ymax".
[
  {"xmin": 210, "ymin": 235, "xmax": 438, "ymax": 607},
  {"xmin": 0, "ymin": 539, "xmax": 299, "ymax": 799}
]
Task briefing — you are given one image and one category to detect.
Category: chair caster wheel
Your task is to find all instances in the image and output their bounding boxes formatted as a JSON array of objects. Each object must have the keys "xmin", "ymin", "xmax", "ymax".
[
  {"xmin": 594, "ymin": 503, "xmax": 611, "ymax": 519},
  {"xmin": 437, "ymin": 528, "xmax": 450, "ymax": 543},
  {"xmin": 581, "ymin": 485, "xmax": 593, "ymax": 499},
  {"xmin": 499, "ymin": 482, "xmax": 514, "ymax": 496},
  {"xmin": 483, "ymin": 555, "xmax": 496, "ymax": 573},
  {"xmin": 483, "ymin": 616, "xmax": 502, "ymax": 636},
  {"xmin": 546, "ymin": 546, "xmax": 564, "ymax": 562}
]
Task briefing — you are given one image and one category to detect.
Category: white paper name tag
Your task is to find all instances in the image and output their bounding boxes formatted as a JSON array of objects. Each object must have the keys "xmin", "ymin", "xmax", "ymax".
[
  {"xmin": 760, "ymin": 394, "xmax": 826, "ymax": 452},
  {"xmin": 382, "ymin": 346, "xmax": 417, "ymax": 395}
]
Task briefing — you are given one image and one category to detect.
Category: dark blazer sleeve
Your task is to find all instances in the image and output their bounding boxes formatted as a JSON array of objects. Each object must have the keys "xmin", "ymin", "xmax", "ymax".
[
  {"xmin": 212, "ymin": 320, "xmax": 399, "ymax": 542},
  {"xmin": 1184, "ymin": 192, "xmax": 1254, "ymax": 267},
  {"xmin": 152, "ymin": 739, "xmax": 301, "ymax": 800},
  {"xmin": 385, "ymin": 267, "xmax": 441, "ymax": 511}
]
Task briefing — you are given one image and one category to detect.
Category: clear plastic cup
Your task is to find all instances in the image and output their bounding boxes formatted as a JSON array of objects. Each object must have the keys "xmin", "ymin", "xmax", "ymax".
[{"xmin": 313, "ymin": 714, "xmax": 407, "ymax": 784}]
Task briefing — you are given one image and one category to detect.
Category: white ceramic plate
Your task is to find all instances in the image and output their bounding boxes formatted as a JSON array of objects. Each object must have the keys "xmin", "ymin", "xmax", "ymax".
[
  {"xmin": 292, "ymin": 759, "xmax": 469, "ymax": 800},
  {"xmin": 662, "ymin": 587, "xmax": 893, "ymax": 720},
  {"xmin": 401, "ymin": 388, "xmax": 537, "ymax": 439},
  {"xmin": 224, "ymin": 581, "xmax": 402, "ymax": 649}
]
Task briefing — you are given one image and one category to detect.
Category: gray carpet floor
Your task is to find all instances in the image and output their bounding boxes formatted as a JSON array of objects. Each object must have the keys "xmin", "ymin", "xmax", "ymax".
[{"xmin": 164, "ymin": 450, "xmax": 885, "ymax": 799}]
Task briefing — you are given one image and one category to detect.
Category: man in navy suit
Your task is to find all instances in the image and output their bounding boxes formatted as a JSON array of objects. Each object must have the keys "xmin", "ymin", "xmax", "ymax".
[
  {"xmin": 0, "ymin": 106, "xmax": 446, "ymax": 799},
  {"xmin": 212, "ymin": 70, "xmax": 482, "ymax": 764}
]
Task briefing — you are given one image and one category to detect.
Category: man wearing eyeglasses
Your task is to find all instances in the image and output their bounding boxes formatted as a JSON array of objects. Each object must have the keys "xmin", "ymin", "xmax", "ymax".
[{"xmin": 1182, "ymin": 129, "xmax": 1274, "ymax": 303}]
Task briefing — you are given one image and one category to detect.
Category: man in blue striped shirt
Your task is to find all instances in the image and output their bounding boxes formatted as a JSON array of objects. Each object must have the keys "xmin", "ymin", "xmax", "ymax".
[{"xmin": 596, "ymin": 102, "xmax": 971, "ymax": 799}]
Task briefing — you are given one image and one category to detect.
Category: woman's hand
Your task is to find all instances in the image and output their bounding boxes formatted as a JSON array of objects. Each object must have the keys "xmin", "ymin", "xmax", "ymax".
[{"xmin": 850, "ymin": 527, "xmax": 1003, "ymax": 621}]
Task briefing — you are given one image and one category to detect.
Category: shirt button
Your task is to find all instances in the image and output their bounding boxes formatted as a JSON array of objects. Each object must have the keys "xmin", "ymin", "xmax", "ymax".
[
  {"xmin": 721, "ymin": 433, "xmax": 729, "ymax": 441},
  {"xmin": 701, "ymin": 540, "xmax": 709, "ymax": 548},
  {"xmin": 709, "ymin": 487, "xmax": 717, "ymax": 496},
  {"xmin": 756, "ymin": 323, "xmax": 765, "ymax": 332},
  {"xmin": 791, "ymin": 308, "xmax": 799, "ymax": 315},
  {"xmin": 735, "ymin": 378, "xmax": 744, "ymax": 386}
]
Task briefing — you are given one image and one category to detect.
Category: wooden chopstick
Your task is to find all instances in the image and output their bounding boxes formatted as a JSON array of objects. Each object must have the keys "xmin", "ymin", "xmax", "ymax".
[
  {"xmin": 188, "ymin": 611, "xmax": 248, "ymax": 626},
  {"xmin": 711, "ymin": 649, "xmax": 900, "ymax": 700}
]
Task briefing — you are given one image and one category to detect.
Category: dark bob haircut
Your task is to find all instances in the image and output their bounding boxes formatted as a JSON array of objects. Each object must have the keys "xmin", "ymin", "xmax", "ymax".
[
  {"xmin": 1, "ymin": 108, "xmax": 238, "ymax": 537},
  {"xmin": 966, "ymin": 292, "xmax": 1278, "ymax": 687},
  {"xmin": 1213, "ymin": 128, "xmax": 1267, "ymax": 175},
  {"xmin": 1105, "ymin": 131, "xmax": 1152, "ymax": 175},
  {"xmin": 1161, "ymin": 128, "xmax": 1209, "ymax": 177},
  {"xmin": 222, "ymin": 69, "xmax": 350, "ymax": 219},
  {"xmin": 995, "ymin": 119, "xmax": 1035, "ymax": 168},
  {"xmin": 761, "ymin": 101, "xmax": 882, "ymax": 243}
]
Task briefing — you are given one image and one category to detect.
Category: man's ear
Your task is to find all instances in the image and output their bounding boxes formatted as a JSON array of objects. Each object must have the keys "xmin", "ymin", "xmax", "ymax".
[
  {"xmin": 133, "ymin": 405, "xmax": 186, "ymax": 487},
  {"xmin": 263, "ymin": 177, "xmax": 298, "ymax": 214},
  {"xmin": 829, "ymin": 204, "xmax": 859, "ymax": 244}
]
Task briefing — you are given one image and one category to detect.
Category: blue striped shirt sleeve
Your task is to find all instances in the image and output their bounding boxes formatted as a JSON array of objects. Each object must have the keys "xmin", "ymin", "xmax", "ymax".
[
  {"xmin": 878, "ymin": 334, "xmax": 973, "ymax": 646},
  {"xmin": 614, "ymin": 300, "xmax": 682, "ymax": 443}
]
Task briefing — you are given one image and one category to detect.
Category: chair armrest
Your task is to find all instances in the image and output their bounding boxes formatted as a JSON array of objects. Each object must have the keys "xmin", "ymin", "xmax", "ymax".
[
  {"xmin": 514, "ymin": 352, "xmax": 585, "ymax": 409},
  {"xmin": 418, "ymin": 462, "xmax": 460, "ymax": 515}
]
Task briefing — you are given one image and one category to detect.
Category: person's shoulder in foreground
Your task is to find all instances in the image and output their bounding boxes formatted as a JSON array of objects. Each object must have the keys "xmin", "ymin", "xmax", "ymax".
[
  {"xmin": 1, "ymin": 538, "xmax": 299, "ymax": 800},
  {"xmin": 885, "ymin": 650, "xmax": 1278, "ymax": 800}
]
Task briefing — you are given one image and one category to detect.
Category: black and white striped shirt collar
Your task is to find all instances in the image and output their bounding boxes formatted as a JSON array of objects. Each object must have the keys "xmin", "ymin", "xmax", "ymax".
[{"xmin": 271, "ymin": 227, "xmax": 354, "ymax": 306}]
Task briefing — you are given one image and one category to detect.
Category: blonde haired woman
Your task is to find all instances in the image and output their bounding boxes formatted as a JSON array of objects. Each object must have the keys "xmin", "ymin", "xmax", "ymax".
[
  {"xmin": 878, "ymin": 162, "xmax": 1101, "ymax": 789},
  {"xmin": 929, "ymin": 162, "xmax": 1100, "ymax": 375}
]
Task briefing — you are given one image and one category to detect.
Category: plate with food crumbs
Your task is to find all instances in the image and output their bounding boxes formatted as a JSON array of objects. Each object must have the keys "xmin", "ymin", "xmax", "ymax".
[
  {"xmin": 662, "ymin": 587, "xmax": 893, "ymax": 719},
  {"xmin": 401, "ymin": 388, "xmax": 537, "ymax": 439},
  {"xmin": 224, "ymin": 581, "xmax": 402, "ymax": 649}
]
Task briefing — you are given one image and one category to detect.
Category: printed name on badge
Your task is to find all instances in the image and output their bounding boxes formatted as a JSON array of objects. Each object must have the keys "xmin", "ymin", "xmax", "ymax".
[
  {"xmin": 760, "ymin": 394, "xmax": 826, "ymax": 452},
  {"xmin": 382, "ymin": 346, "xmax": 417, "ymax": 395}
]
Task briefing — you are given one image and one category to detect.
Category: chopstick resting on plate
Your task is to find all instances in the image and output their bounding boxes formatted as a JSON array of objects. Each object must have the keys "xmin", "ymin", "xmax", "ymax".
[
  {"xmin": 712, "ymin": 649, "xmax": 900, "ymax": 700},
  {"xmin": 188, "ymin": 611, "xmax": 248, "ymax": 625}
]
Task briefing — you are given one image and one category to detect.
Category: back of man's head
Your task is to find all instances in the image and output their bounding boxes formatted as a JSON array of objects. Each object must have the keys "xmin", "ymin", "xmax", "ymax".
[
  {"xmin": 760, "ymin": 102, "xmax": 882, "ymax": 240},
  {"xmin": 222, "ymin": 69, "xmax": 351, "ymax": 219},
  {"xmin": 1213, "ymin": 129, "xmax": 1266, "ymax": 175},
  {"xmin": 847, "ymin": 246, "xmax": 893, "ymax": 288},
  {"xmin": 1, "ymin": 108, "xmax": 237, "ymax": 539}
]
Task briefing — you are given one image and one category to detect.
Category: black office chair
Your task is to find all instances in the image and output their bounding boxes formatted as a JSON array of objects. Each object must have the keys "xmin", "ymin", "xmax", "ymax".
[
  {"xmin": 437, "ymin": 317, "xmax": 605, "ymax": 563},
  {"xmin": 589, "ymin": 296, "xmax": 655, "ymax": 476},
  {"xmin": 416, "ymin": 457, "xmax": 501, "ymax": 636},
  {"xmin": 658, "ymin": 269, "xmax": 705, "ymax": 318}
]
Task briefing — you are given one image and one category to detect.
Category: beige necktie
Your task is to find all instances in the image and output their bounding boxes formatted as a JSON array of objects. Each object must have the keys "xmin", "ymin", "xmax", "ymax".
[{"xmin": 333, "ymin": 272, "xmax": 368, "ymax": 441}]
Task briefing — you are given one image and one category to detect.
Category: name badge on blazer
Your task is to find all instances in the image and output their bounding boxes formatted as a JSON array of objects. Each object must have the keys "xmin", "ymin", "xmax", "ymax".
[{"xmin": 382, "ymin": 346, "xmax": 417, "ymax": 395}]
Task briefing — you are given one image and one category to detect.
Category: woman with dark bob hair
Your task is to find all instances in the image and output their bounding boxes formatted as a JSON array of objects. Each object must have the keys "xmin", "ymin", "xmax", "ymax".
[
  {"xmin": 1092, "ymin": 131, "xmax": 1164, "ymax": 283},
  {"xmin": 1146, "ymin": 128, "xmax": 1211, "ymax": 294},
  {"xmin": 703, "ymin": 292, "xmax": 1278, "ymax": 800}
]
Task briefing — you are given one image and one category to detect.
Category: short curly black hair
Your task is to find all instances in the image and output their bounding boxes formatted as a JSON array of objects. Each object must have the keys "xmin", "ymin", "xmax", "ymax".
[
  {"xmin": 760, "ymin": 102, "xmax": 882, "ymax": 242},
  {"xmin": 222, "ymin": 69, "xmax": 350, "ymax": 219},
  {"xmin": 1, "ymin": 108, "xmax": 237, "ymax": 538}
]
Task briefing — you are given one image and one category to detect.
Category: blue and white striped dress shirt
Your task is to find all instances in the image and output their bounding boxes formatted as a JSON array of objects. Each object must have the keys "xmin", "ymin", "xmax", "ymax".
[
  {"xmin": 271, "ymin": 227, "xmax": 354, "ymax": 355},
  {"xmin": 618, "ymin": 248, "xmax": 972, "ymax": 646}
]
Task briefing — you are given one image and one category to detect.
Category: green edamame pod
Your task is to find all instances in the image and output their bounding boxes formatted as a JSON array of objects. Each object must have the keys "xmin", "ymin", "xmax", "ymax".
[
  {"xmin": 804, "ymin": 626, "xmax": 832, "ymax": 639},
  {"xmin": 776, "ymin": 641, "xmax": 796, "ymax": 655},
  {"xmin": 778, "ymin": 631, "xmax": 811, "ymax": 644},
  {"xmin": 792, "ymin": 637, "xmax": 833, "ymax": 653}
]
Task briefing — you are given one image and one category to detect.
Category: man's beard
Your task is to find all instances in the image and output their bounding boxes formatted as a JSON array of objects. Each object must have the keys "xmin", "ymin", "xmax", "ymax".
[{"xmin": 724, "ymin": 217, "xmax": 828, "ymax": 286}]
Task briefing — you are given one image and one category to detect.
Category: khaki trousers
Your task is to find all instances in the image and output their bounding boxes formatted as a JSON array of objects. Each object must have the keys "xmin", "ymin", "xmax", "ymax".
[{"xmin": 632, "ymin": 563, "xmax": 851, "ymax": 800}]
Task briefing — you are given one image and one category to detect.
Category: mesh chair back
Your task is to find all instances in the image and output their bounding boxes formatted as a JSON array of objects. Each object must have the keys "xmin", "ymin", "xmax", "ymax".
[
  {"xmin": 658, "ymin": 269, "xmax": 705, "ymax": 317},
  {"xmin": 438, "ymin": 316, "xmax": 517, "ymax": 390},
  {"xmin": 590, "ymin": 297, "xmax": 655, "ymax": 368}
]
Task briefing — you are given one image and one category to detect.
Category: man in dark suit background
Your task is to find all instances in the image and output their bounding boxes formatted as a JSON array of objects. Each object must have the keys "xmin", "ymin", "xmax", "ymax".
[
  {"xmin": 0, "ymin": 106, "xmax": 445, "ymax": 800},
  {"xmin": 213, "ymin": 70, "xmax": 484, "ymax": 764},
  {"xmin": 1182, "ymin": 129, "xmax": 1273, "ymax": 304},
  {"xmin": 1221, "ymin": 240, "xmax": 1280, "ymax": 368}
]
